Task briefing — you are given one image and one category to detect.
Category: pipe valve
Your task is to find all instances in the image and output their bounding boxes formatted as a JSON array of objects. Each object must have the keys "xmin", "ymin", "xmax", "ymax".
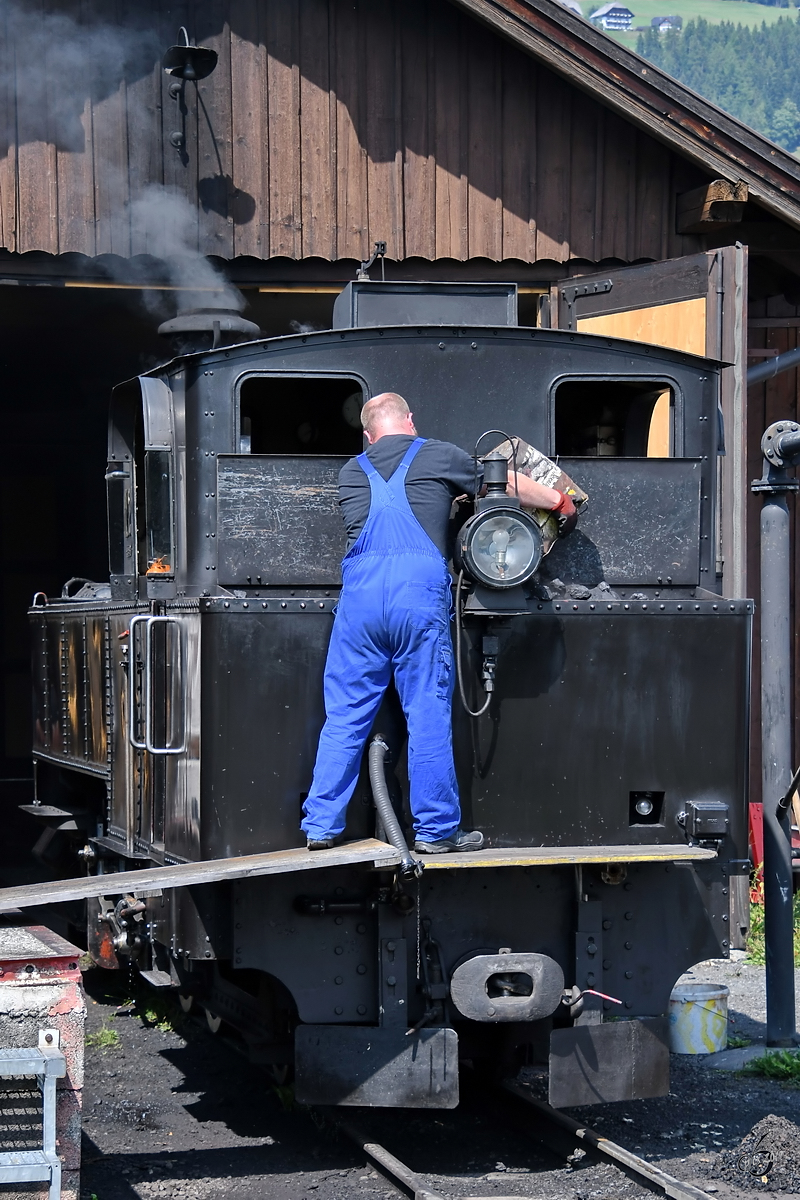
[{"xmin": 481, "ymin": 635, "xmax": 499, "ymax": 694}]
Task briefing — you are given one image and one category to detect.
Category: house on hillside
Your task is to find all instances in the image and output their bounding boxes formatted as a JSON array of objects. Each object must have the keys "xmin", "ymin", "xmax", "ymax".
[
  {"xmin": 651, "ymin": 14, "xmax": 682, "ymax": 30},
  {"xmin": 589, "ymin": 3, "xmax": 634, "ymax": 29},
  {"xmin": 1, "ymin": 0, "xmax": 800, "ymax": 811},
  {"xmin": 557, "ymin": 0, "xmax": 583, "ymax": 14}
]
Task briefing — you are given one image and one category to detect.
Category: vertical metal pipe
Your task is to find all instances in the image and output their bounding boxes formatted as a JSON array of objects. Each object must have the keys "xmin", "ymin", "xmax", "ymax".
[{"xmin": 759, "ymin": 491, "xmax": 798, "ymax": 1045}]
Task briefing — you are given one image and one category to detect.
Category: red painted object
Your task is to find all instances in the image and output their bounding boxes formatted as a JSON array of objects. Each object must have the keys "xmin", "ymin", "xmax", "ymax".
[
  {"xmin": 749, "ymin": 799, "xmax": 800, "ymax": 901},
  {"xmin": 749, "ymin": 802, "xmax": 764, "ymax": 902}
]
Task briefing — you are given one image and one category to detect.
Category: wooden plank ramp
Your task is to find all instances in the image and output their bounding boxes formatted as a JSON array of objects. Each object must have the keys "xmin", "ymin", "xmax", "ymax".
[
  {"xmin": 0, "ymin": 842, "xmax": 716, "ymax": 911},
  {"xmin": 420, "ymin": 844, "xmax": 717, "ymax": 869},
  {"xmin": 0, "ymin": 840, "xmax": 402, "ymax": 913}
]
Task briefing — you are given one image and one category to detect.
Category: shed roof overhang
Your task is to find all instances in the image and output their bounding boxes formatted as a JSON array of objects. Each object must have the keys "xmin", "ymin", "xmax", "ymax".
[{"xmin": 450, "ymin": 0, "xmax": 800, "ymax": 232}]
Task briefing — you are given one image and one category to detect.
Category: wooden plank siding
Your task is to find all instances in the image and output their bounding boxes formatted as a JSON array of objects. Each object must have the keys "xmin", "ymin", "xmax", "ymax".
[{"xmin": 0, "ymin": 0, "xmax": 703, "ymax": 264}]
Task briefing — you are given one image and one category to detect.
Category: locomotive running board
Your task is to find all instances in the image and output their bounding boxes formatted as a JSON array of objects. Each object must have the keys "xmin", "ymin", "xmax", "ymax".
[
  {"xmin": 0, "ymin": 839, "xmax": 403, "ymax": 913},
  {"xmin": 419, "ymin": 844, "xmax": 717, "ymax": 869}
]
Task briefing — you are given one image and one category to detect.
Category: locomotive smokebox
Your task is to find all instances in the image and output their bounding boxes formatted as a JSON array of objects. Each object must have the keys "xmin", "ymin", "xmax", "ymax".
[{"xmin": 158, "ymin": 303, "xmax": 261, "ymax": 354}]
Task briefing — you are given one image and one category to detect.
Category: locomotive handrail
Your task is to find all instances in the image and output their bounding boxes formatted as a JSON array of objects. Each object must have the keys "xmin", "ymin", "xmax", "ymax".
[
  {"xmin": 127, "ymin": 615, "xmax": 186, "ymax": 756},
  {"xmin": 144, "ymin": 616, "xmax": 186, "ymax": 756},
  {"xmin": 127, "ymin": 616, "xmax": 149, "ymax": 751}
]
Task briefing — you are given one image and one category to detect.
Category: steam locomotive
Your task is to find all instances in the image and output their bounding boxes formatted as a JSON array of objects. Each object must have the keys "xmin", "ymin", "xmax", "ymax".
[{"xmin": 22, "ymin": 280, "xmax": 750, "ymax": 1108}]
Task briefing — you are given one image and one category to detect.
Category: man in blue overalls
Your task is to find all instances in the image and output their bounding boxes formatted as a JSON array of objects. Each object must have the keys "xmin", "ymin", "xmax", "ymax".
[{"xmin": 301, "ymin": 393, "xmax": 573, "ymax": 854}]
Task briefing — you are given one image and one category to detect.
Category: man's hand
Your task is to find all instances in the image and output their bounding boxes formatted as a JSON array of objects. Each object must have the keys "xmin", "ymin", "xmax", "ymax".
[{"xmin": 551, "ymin": 491, "xmax": 578, "ymax": 538}]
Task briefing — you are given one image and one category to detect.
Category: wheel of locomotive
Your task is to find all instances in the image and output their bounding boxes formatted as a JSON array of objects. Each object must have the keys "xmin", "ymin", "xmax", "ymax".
[
  {"xmin": 205, "ymin": 1007, "xmax": 223, "ymax": 1034},
  {"xmin": 178, "ymin": 993, "xmax": 194, "ymax": 1014}
]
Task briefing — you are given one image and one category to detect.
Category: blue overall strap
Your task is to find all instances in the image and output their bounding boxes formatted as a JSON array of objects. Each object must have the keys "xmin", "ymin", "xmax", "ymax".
[
  {"xmin": 356, "ymin": 437, "xmax": 425, "ymax": 482},
  {"xmin": 397, "ymin": 437, "xmax": 426, "ymax": 472},
  {"xmin": 356, "ymin": 450, "xmax": 378, "ymax": 478}
]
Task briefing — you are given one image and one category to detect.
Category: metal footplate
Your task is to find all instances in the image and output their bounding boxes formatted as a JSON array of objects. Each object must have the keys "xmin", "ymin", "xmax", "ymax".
[{"xmin": 0, "ymin": 1034, "xmax": 66, "ymax": 1200}]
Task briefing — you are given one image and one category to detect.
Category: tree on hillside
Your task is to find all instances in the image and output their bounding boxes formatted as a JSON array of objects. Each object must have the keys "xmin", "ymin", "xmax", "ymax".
[{"xmin": 637, "ymin": 16, "xmax": 800, "ymax": 150}]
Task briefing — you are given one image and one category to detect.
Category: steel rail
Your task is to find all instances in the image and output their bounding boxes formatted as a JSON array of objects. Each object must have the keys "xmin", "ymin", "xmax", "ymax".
[
  {"xmin": 503, "ymin": 1079, "xmax": 715, "ymax": 1200},
  {"xmin": 327, "ymin": 1084, "xmax": 715, "ymax": 1200},
  {"xmin": 328, "ymin": 1114, "xmax": 447, "ymax": 1200}
]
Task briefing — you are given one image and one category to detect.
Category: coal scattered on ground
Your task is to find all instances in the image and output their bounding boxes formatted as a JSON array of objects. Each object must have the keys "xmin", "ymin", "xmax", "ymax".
[
  {"xmin": 78, "ymin": 961, "xmax": 800, "ymax": 1200},
  {"xmin": 712, "ymin": 1114, "xmax": 800, "ymax": 1193}
]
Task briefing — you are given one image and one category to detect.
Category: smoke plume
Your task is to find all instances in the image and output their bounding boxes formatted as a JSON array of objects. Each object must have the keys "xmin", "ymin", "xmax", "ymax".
[
  {"xmin": 125, "ymin": 187, "xmax": 246, "ymax": 317},
  {"xmin": 0, "ymin": 2, "xmax": 160, "ymax": 153},
  {"xmin": 0, "ymin": 1, "xmax": 246, "ymax": 320}
]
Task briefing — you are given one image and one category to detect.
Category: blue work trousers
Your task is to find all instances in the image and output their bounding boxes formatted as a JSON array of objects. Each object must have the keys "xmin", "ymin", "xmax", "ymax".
[{"xmin": 301, "ymin": 556, "xmax": 460, "ymax": 842}]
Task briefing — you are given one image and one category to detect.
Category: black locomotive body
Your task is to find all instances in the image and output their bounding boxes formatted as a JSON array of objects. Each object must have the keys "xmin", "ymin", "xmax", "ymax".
[{"xmin": 26, "ymin": 282, "xmax": 751, "ymax": 1108}]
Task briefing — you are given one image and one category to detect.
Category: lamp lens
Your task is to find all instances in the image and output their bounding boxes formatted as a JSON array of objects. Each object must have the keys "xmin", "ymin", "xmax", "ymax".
[
  {"xmin": 635, "ymin": 798, "xmax": 654, "ymax": 817},
  {"xmin": 469, "ymin": 513, "xmax": 539, "ymax": 585}
]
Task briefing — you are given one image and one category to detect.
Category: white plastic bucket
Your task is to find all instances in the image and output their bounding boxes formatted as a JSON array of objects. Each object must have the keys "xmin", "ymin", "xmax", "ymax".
[{"xmin": 668, "ymin": 983, "xmax": 729, "ymax": 1054}]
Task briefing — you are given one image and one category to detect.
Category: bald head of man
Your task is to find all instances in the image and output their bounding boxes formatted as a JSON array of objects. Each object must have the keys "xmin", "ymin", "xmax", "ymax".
[{"xmin": 360, "ymin": 392, "xmax": 417, "ymax": 444}]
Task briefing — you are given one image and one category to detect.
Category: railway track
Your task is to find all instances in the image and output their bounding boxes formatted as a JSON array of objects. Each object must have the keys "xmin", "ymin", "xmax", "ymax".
[
  {"xmin": 184, "ymin": 986, "xmax": 718, "ymax": 1200},
  {"xmin": 325, "ymin": 1081, "xmax": 716, "ymax": 1200}
]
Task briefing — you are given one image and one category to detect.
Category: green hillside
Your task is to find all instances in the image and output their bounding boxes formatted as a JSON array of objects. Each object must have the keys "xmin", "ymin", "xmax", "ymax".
[
  {"xmin": 596, "ymin": 0, "xmax": 792, "ymax": 47},
  {"xmin": 632, "ymin": 13, "xmax": 800, "ymax": 149}
]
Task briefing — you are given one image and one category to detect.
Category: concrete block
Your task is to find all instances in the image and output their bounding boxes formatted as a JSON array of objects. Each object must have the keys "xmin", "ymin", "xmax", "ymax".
[
  {"xmin": 55, "ymin": 1088, "xmax": 83, "ymax": 1169},
  {"xmin": 0, "ymin": 926, "xmax": 86, "ymax": 1199},
  {"xmin": 698, "ymin": 1041, "xmax": 769, "ymax": 1069}
]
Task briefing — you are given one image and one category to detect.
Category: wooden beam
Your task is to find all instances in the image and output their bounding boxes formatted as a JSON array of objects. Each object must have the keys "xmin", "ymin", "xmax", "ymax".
[
  {"xmin": 0, "ymin": 839, "xmax": 402, "ymax": 913},
  {"xmin": 419, "ymin": 843, "xmax": 717, "ymax": 869},
  {"xmin": 676, "ymin": 180, "xmax": 748, "ymax": 234}
]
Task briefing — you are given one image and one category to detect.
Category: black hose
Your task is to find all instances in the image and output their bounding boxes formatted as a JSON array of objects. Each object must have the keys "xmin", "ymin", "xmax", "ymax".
[
  {"xmin": 368, "ymin": 736, "xmax": 422, "ymax": 879},
  {"xmin": 455, "ymin": 572, "xmax": 492, "ymax": 718}
]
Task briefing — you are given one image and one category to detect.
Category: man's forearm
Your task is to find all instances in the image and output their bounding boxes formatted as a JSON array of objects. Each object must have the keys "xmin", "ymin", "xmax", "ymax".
[{"xmin": 507, "ymin": 472, "xmax": 561, "ymax": 510}]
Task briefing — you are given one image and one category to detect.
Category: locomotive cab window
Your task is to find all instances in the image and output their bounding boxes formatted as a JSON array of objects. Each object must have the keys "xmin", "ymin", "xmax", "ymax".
[
  {"xmin": 554, "ymin": 380, "xmax": 675, "ymax": 457},
  {"xmin": 238, "ymin": 376, "xmax": 365, "ymax": 456},
  {"xmin": 143, "ymin": 450, "xmax": 174, "ymax": 576},
  {"xmin": 132, "ymin": 405, "xmax": 176, "ymax": 579}
]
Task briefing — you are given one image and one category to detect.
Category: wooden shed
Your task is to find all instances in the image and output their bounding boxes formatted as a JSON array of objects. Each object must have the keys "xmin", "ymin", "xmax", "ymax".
[{"xmin": 2, "ymin": 0, "xmax": 800, "ymax": 807}]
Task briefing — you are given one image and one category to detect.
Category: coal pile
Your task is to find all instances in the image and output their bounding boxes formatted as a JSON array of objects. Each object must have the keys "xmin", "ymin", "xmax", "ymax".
[{"xmin": 713, "ymin": 1114, "xmax": 800, "ymax": 1193}]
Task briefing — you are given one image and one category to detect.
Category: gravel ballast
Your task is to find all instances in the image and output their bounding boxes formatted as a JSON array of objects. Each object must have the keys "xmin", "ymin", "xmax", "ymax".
[{"xmin": 78, "ymin": 958, "xmax": 800, "ymax": 1200}]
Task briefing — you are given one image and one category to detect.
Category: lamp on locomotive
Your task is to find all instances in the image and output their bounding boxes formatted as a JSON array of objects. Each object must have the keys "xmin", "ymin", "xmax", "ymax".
[{"xmin": 455, "ymin": 452, "xmax": 543, "ymax": 588}]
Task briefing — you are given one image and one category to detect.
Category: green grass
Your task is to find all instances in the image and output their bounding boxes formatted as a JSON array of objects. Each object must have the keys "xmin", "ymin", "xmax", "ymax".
[
  {"xmin": 739, "ymin": 1048, "xmax": 800, "ymax": 1083},
  {"xmin": 595, "ymin": 0, "xmax": 795, "ymax": 49},
  {"xmin": 746, "ymin": 890, "xmax": 800, "ymax": 967},
  {"xmin": 86, "ymin": 1024, "xmax": 120, "ymax": 1051},
  {"xmin": 134, "ymin": 994, "xmax": 185, "ymax": 1033}
]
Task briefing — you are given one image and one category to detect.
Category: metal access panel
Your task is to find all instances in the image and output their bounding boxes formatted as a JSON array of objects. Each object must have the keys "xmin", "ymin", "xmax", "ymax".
[
  {"xmin": 332, "ymin": 281, "xmax": 518, "ymax": 329},
  {"xmin": 217, "ymin": 456, "xmax": 347, "ymax": 586},
  {"xmin": 456, "ymin": 605, "xmax": 750, "ymax": 848},
  {"xmin": 295, "ymin": 1025, "xmax": 459, "ymax": 1108},
  {"xmin": 549, "ymin": 1017, "xmax": 670, "ymax": 1107},
  {"xmin": 554, "ymin": 458, "xmax": 702, "ymax": 585}
]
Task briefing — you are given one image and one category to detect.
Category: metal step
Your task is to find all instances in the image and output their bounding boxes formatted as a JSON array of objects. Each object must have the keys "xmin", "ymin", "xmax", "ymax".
[
  {"xmin": 0, "ymin": 1042, "xmax": 64, "ymax": 1199},
  {"xmin": 0, "ymin": 1149, "xmax": 59, "ymax": 1183},
  {"xmin": 139, "ymin": 968, "xmax": 175, "ymax": 988},
  {"xmin": 0, "ymin": 1046, "xmax": 65, "ymax": 1078}
]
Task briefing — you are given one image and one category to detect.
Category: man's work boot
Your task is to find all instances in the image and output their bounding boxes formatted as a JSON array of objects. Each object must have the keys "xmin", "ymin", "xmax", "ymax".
[
  {"xmin": 414, "ymin": 828, "xmax": 485, "ymax": 854},
  {"xmin": 306, "ymin": 836, "xmax": 339, "ymax": 851}
]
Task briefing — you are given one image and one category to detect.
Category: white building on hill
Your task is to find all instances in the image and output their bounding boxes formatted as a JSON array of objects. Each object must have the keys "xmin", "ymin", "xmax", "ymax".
[{"xmin": 590, "ymin": 3, "xmax": 634, "ymax": 29}]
